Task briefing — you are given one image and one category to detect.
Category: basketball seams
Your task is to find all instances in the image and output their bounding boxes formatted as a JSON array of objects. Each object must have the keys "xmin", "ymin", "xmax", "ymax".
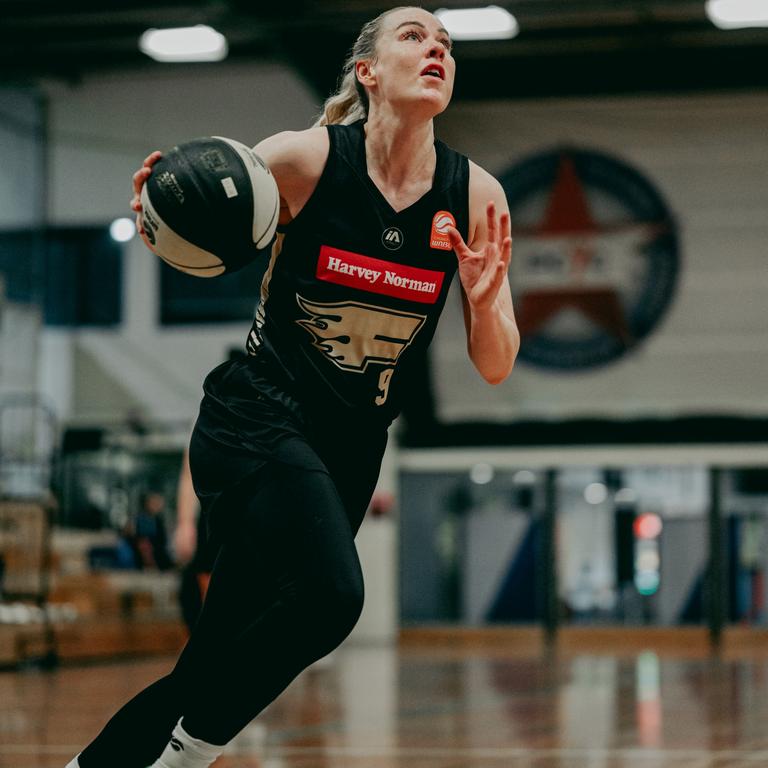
[
  {"xmin": 258, "ymin": 189, "xmax": 280, "ymax": 249},
  {"xmin": 157, "ymin": 252, "xmax": 225, "ymax": 277},
  {"xmin": 166, "ymin": 140, "xmax": 252, "ymax": 254},
  {"xmin": 142, "ymin": 136, "xmax": 279, "ymax": 276},
  {"xmin": 216, "ymin": 136, "xmax": 279, "ymax": 249}
]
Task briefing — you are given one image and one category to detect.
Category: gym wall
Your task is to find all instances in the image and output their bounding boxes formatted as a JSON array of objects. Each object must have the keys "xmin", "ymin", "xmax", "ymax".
[
  {"xmin": 36, "ymin": 63, "xmax": 319, "ymax": 424},
  {"xmin": 1, "ymin": 69, "xmax": 766, "ymax": 428},
  {"xmin": 434, "ymin": 93, "xmax": 768, "ymax": 421}
]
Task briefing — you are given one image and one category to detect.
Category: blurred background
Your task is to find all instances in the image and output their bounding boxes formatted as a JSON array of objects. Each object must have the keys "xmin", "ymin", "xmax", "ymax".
[{"xmin": 0, "ymin": 0, "xmax": 767, "ymax": 669}]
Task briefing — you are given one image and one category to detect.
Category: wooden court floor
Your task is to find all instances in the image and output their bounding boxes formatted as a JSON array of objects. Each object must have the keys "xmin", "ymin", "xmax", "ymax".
[{"xmin": 2, "ymin": 641, "xmax": 768, "ymax": 768}]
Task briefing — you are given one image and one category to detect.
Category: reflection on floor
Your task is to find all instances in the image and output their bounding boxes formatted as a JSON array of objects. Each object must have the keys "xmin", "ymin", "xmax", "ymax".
[{"xmin": 2, "ymin": 642, "xmax": 768, "ymax": 767}]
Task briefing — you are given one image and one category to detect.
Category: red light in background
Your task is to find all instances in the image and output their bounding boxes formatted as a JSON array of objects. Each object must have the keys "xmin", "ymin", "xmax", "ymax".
[{"xmin": 634, "ymin": 512, "xmax": 663, "ymax": 540}]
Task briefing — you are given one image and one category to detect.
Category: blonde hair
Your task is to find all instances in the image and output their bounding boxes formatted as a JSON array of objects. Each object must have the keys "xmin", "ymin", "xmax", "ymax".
[{"xmin": 313, "ymin": 7, "xmax": 412, "ymax": 127}]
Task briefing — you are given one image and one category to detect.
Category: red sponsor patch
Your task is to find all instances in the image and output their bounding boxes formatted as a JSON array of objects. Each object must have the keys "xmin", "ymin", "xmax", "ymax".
[{"xmin": 316, "ymin": 245, "xmax": 444, "ymax": 304}]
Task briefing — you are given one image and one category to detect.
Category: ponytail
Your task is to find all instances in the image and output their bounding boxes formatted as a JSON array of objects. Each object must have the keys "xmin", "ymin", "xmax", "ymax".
[
  {"xmin": 313, "ymin": 6, "xmax": 411, "ymax": 127},
  {"xmin": 314, "ymin": 67, "xmax": 368, "ymax": 127}
]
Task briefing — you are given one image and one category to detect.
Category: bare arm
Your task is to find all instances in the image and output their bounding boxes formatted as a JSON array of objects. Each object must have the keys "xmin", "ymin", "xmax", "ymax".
[
  {"xmin": 449, "ymin": 162, "xmax": 519, "ymax": 385},
  {"xmin": 253, "ymin": 128, "xmax": 329, "ymax": 226}
]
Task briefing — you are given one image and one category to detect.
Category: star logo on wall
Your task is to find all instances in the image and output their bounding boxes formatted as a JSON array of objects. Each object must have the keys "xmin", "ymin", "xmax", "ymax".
[{"xmin": 499, "ymin": 147, "xmax": 679, "ymax": 370}]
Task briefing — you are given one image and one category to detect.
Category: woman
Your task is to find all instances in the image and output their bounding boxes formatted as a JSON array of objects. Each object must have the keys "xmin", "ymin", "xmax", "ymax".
[{"xmin": 66, "ymin": 6, "xmax": 518, "ymax": 768}]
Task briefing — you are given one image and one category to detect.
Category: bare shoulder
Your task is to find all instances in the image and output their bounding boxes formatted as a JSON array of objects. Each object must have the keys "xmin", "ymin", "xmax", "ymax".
[
  {"xmin": 254, "ymin": 127, "xmax": 329, "ymax": 181},
  {"xmin": 468, "ymin": 160, "xmax": 508, "ymax": 245},
  {"xmin": 468, "ymin": 160, "xmax": 506, "ymax": 207},
  {"xmin": 254, "ymin": 127, "xmax": 330, "ymax": 221}
]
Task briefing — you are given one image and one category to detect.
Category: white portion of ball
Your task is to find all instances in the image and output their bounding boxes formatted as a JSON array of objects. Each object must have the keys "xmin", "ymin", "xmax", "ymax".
[
  {"xmin": 139, "ymin": 136, "xmax": 279, "ymax": 277},
  {"xmin": 157, "ymin": 253, "xmax": 226, "ymax": 278},
  {"xmin": 215, "ymin": 136, "xmax": 280, "ymax": 250},
  {"xmin": 140, "ymin": 182, "xmax": 225, "ymax": 277}
]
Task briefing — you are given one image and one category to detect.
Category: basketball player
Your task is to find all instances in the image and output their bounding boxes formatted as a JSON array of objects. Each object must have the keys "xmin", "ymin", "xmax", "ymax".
[{"xmin": 66, "ymin": 7, "xmax": 518, "ymax": 768}]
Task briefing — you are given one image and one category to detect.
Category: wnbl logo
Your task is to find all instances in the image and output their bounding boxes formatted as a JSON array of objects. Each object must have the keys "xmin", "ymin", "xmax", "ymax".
[{"xmin": 381, "ymin": 226, "xmax": 403, "ymax": 250}]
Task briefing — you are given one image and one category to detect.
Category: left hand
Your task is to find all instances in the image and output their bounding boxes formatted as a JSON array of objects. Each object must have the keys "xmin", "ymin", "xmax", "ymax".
[{"xmin": 448, "ymin": 201, "xmax": 512, "ymax": 312}]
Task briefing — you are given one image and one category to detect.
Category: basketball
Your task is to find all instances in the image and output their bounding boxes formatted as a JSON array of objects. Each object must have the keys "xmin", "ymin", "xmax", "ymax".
[{"xmin": 139, "ymin": 137, "xmax": 279, "ymax": 277}]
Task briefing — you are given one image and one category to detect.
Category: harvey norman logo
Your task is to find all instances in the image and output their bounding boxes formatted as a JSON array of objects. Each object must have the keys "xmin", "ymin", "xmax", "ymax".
[{"xmin": 316, "ymin": 245, "xmax": 444, "ymax": 304}]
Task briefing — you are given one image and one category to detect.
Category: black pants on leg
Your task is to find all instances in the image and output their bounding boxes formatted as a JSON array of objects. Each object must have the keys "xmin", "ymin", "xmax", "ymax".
[{"xmin": 77, "ymin": 456, "xmax": 378, "ymax": 768}]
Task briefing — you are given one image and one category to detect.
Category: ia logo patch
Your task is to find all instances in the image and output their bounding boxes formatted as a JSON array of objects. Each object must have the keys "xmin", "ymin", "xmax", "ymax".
[{"xmin": 381, "ymin": 226, "xmax": 404, "ymax": 250}]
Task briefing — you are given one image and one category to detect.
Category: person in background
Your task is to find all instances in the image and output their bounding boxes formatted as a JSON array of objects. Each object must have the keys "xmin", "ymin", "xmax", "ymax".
[
  {"xmin": 132, "ymin": 491, "xmax": 173, "ymax": 572},
  {"xmin": 174, "ymin": 448, "xmax": 217, "ymax": 632},
  {"xmin": 176, "ymin": 349, "xmax": 246, "ymax": 631}
]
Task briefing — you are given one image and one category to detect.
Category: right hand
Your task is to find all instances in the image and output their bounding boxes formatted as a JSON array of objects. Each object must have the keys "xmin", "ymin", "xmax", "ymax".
[
  {"xmin": 130, "ymin": 150, "xmax": 163, "ymax": 245},
  {"xmin": 173, "ymin": 519, "xmax": 198, "ymax": 565}
]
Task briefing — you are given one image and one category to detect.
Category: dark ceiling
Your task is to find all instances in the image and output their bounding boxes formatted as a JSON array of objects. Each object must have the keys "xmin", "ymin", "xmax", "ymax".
[{"xmin": 2, "ymin": 0, "xmax": 768, "ymax": 99}]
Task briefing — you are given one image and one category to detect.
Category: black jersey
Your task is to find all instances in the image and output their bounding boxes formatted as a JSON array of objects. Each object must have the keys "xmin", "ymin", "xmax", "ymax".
[{"xmin": 244, "ymin": 120, "xmax": 469, "ymax": 429}]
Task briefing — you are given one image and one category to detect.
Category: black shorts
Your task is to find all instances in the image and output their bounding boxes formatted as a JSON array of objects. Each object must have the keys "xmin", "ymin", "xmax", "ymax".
[{"xmin": 189, "ymin": 358, "xmax": 388, "ymax": 543}]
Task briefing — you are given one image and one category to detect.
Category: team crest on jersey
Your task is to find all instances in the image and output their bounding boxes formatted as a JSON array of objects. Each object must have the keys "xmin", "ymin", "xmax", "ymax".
[
  {"xmin": 430, "ymin": 210, "xmax": 455, "ymax": 250},
  {"xmin": 382, "ymin": 226, "xmax": 404, "ymax": 250},
  {"xmin": 295, "ymin": 295, "xmax": 426, "ymax": 372}
]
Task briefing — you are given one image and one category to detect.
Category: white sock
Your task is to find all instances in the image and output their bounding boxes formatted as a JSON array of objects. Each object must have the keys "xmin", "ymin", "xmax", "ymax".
[
  {"xmin": 65, "ymin": 758, "xmax": 80, "ymax": 768},
  {"xmin": 150, "ymin": 718, "xmax": 224, "ymax": 768}
]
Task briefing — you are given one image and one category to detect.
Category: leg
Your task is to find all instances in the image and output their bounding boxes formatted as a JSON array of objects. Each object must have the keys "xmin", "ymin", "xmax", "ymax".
[
  {"xmin": 179, "ymin": 562, "xmax": 204, "ymax": 633},
  {"xmin": 178, "ymin": 462, "xmax": 365, "ymax": 742},
  {"xmin": 76, "ymin": 462, "xmax": 364, "ymax": 767}
]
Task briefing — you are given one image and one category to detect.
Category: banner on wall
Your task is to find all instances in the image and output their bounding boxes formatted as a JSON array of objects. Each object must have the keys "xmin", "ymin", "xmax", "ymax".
[{"xmin": 499, "ymin": 147, "xmax": 679, "ymax": 370}]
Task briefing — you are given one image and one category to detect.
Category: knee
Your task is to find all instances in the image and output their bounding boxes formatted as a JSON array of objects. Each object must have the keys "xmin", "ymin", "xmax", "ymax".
[
  {"xmin": 334, "ymin": 576, "xmax": 365, "ymax": 636},
  {"xmin": 311, "ymin": 574, "xmax": 364, "ymax": 653}
]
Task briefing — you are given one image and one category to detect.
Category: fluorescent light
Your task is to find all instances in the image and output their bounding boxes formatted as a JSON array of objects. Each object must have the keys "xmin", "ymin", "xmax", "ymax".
[
  {"xmin": 139, "ymin": 25, "xmax": 228, "ymax": 62},
  {"xmin": 435, "ymin": 5, "xmax": 519, "ymax": 40},
  {"xmin": 706, "ymin": 0, "xmax": 768, "ymax": 28}
]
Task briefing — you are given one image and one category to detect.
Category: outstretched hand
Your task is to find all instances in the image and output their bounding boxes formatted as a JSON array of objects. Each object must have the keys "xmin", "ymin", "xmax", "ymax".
[
  {"xmin": 130, "ymin": 150, "xmax": 163, "ymax": 241},
  {"xmin": 448, "ymin": 201, "xmax": 512, "ymax": 312}
]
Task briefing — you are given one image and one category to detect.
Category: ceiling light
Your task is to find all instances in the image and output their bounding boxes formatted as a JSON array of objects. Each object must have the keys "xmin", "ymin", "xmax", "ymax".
[
  {"xmin": 705, "ymin": 0, "xmax": 768, "ymax": 28},
  {"xmin": 139, "ymin": 25, "xmax": 228, "ymax": 63},
  {"xmin": 434, "ymin": 5, "xmax": 519, "ymax": 40}
]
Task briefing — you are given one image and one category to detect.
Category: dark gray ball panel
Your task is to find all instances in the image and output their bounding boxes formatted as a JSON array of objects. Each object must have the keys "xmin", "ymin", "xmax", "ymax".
[{"xmin": 145, "ymin": 138, "xmax": 262, "ymax": 273}]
